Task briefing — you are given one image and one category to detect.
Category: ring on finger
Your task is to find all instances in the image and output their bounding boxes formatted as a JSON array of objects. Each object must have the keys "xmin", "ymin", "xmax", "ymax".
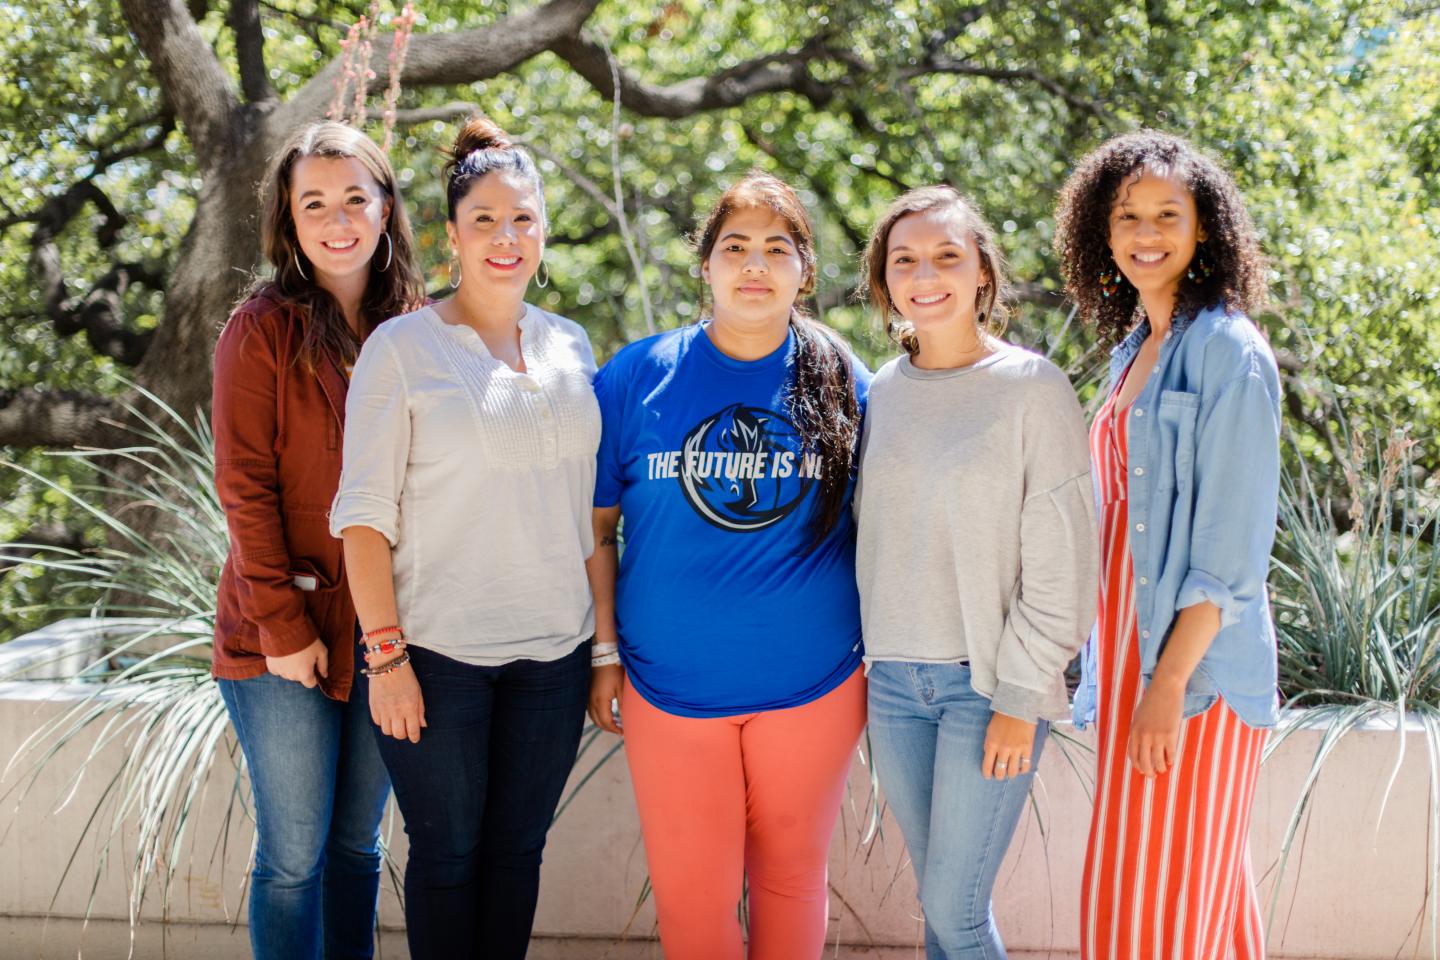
[
  {"xmin": 1019, "ymin": 756, "xmax": 1031, "ymax": 766},
  {"xmin": 995, "ymin": 762, "xmax": 1008, "ymax": 772}
]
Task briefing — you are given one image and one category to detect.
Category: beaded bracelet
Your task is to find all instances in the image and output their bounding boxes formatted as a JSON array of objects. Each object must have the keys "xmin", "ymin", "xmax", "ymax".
[
  {"xmin": 361, "ymin": 624, "xmax": 405, "ymax": 644},
  {"xmin": 361, "ymin": 651, "xmax": 411, "ymax": 678},
  {"xmin": 364, "ymin": 636, "xmax": 407, "ymax": 661}
]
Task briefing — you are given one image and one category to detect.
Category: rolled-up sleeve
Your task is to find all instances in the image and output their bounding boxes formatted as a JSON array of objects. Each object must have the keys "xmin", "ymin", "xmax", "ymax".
[
  {"xmin": 329, "ymin": 332, "xmax": 410, "ymax": 546},
  {"xmin": 1175, "ymin": 369, "xmax": 1281, "ymax": 628},
  {"xmin": 213, "ymin": 311, "xmax": 316, "ymax": 657}
]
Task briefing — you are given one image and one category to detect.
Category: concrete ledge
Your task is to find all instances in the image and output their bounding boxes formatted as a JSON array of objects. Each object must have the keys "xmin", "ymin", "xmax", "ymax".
[{"xmin": 0, "ymin": 619, "xmax": 1433, "ymax": 958}]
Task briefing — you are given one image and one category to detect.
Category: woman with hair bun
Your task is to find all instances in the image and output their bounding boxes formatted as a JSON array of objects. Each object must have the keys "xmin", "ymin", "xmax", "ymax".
[
  {"xmin": 1054, "ymin": 130, "xmax": 1280, "ymax": 960},
  {"xmin": 212, "ymin": 119, "xmax": 424, "ymax": 960},
  {"xmin": 587, "ymin": 171, "xmax": 870, "ymax": 959},
  {"xmin": 855, "ymin": 185, "xmax": 1096, "ymax": 959},
  {"xmin": 331, "ymin": 115, "xmax": 602, "ymax": 959}
]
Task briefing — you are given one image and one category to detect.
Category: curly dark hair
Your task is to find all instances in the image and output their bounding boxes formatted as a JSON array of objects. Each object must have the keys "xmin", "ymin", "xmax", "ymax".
[{"xmin": 1053, "ymin": 130, "xmax": 1266, "ymax": 343}]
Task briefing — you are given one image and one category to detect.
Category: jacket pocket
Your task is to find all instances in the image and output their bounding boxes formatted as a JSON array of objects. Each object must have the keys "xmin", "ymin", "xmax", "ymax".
[{"xmin": 1156, "ymin": 390, "xmax": 1200, "ymax": 492}]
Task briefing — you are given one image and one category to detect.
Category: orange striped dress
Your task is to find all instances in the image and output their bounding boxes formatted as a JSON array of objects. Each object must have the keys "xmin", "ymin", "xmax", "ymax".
[{"xmin": 1079, "ymin": 383, "xmax": 1268, "ymax": 960}]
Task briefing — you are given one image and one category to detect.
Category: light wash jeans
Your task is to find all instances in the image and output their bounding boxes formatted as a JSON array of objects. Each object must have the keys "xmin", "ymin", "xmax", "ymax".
[
  {"xmin": 218, "ymin": 658, "xmax": 391, "ymax": 960},
  {"xmin": 867, "ymin": 660, "xmax": 1048, "ymax": 960}
]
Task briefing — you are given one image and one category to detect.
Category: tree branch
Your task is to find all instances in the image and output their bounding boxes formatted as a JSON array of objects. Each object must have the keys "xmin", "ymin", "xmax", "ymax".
[
  {"xmin": 118, "ymin": 0, "xmax": 240, "ymax": 166},
  {"xmin": 228, "ymin": 0, "xmax": 275, "ymax": 103},
  {"xmin": 279, "ymin": 0, "xmax": 602, "ymax": 126},
  {"xmin": 552, "ymin": 31, "xmax": 858, "ymax": 118},
  {"xmin": 907, "ymin": 58, "xmax": 1109, "ymax": 117},
  {"xmin": 0, "ymin": 389, "xmax": 120, "ymax": 450}
]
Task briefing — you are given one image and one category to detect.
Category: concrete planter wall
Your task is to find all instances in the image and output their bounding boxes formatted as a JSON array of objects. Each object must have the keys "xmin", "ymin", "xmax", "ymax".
[{"xmin": 0, "ymin": 619, "xmax": 1430, "ymax": 958}]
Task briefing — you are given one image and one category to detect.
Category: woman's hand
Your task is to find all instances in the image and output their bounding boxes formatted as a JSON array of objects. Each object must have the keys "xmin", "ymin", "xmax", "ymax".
[
  {"xmin": 588, "ymin": 664, "xmax": 625, "ymax": 735},
  {"xmin": 265, "ymin": 639, "xmax": 329, "ymax": 688},
  {"xmin": 1128, "ymin": 676, "xmax": 1184, "ymax": 776},
  {"xmin": 982, "ymin": 712, "xmax": 1037, "ymax": 780},
  {"xmin": 369, "ymin": 662, "xmax": 426, "ymax": 743}
]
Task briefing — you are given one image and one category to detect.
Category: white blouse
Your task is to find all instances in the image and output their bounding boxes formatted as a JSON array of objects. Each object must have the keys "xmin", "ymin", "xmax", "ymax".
[{"xmin": 329, "ymin": 303, "xmax": 601, "ymax": 665}]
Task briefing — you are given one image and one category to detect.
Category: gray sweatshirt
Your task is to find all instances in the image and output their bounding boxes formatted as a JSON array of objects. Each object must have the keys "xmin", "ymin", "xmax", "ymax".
[{"xmin": 855, "ymin": 344, "xmax": 1099, "ymax": 722}]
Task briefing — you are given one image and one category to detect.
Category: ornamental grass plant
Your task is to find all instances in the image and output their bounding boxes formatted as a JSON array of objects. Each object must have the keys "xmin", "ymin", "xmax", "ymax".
[{"xmin": 1266, "ymin": 425, "xmax": 1440, "ymax": 947}]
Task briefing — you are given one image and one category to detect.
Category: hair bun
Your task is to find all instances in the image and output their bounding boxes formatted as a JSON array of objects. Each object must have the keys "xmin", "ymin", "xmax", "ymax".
[{"xmin": 450, "ymin": 114, "xmax": 511, "ymax": 159}]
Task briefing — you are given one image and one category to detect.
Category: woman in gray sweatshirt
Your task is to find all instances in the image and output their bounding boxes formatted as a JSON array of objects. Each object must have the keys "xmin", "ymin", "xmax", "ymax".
[{"xmin": 855, "ymin": 186, "xmax": 1098, "ymax": 959}]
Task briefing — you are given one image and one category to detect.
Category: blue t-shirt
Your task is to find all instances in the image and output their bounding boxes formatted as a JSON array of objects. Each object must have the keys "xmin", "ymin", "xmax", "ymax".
[{"xmin": 594, "ymin": 323, "xmax": 871, "ymax": 718}]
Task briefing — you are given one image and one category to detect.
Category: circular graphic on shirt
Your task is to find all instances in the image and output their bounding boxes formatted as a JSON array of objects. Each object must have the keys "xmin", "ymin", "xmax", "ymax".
[{"xmin": 677, "ymin": 403, "xmax": 816, "ymax": 532}]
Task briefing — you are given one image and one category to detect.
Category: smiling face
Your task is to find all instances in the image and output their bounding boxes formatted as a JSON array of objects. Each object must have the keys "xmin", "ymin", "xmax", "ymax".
[
  {"xmin": 1107, "ymin": 165, "xmax": 1207, "ymax": 300},
  {"xmin": 884, "ymin": 209, "xmax": 991, "ymax": 336},
  {"xmin": 289, "ymin": 155, "xmax": 391, "ymax": 289},
  {"xmin": 702, "ymin": 205, "xmax": 807, "ymax": 337},
  {"xmin": 447, "ymin": 169, "xmax": 545, "ymax": 294}
]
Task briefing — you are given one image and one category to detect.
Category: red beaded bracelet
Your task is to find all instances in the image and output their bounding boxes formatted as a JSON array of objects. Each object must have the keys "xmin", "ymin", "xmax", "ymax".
[{"xmin": 361, "ymin": 625, "xmax": 405, "ymax": 645}]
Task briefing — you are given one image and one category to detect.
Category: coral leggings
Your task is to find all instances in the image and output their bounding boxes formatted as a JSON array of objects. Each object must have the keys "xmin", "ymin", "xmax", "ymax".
[{"xmin": 621, "ymin": 669, "xmax": 866, "ymax": 960}]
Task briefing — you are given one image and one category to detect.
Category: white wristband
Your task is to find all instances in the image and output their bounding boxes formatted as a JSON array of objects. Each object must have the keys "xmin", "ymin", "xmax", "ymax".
[{"xmin": 591, "ymin": 652, "xmax": 621, "ymax": 668}]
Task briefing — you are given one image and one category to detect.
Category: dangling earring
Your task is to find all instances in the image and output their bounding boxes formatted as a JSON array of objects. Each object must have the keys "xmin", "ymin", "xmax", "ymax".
[
  {"xmin": 1098, "ymin": 262, "xmax": 1121, "ymax": 298},
  {"xmin": 377, "ymin": 231, "xmax": 393, "ymax": 273},
  {"xmin": 535, "ymin": 259, "xmax": 550, "ymax": 289},
  {"xmin": 448, "ymin": 254, "xmax": 462, "ymax": 290},
  {"xmin": 293, "ymin": 249, "xmax": 310, "ymax": 281},
  {"xmin": 974, "ymin": 283, "xmax": 991, "ymax": 326},
  {"xmin": 1186, "ymin": 246, "xmax": 1213, "ymax": 282}
]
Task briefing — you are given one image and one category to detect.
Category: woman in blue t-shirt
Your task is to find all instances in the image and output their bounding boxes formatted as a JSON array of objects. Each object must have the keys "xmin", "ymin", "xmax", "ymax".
[{"xmin": 587, "ymin": 171, "xmax": 869, "ymax": 960}]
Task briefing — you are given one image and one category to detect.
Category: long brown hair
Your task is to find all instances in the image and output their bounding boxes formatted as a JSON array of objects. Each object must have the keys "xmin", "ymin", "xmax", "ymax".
[
  {"xmin": 249, "ymin": 121, "xmax": 425, "ymax": 368},
  {"xmin": 695, "ymin": 171, "xmax": 861, "ymax": 548},
  {"xmin": 861, "ymin": 185, "xmax": 1012, "ymax": 357},
  {"xmin": 1053, "ymin": 129, "xmax": 1266, "ymax": 343}
]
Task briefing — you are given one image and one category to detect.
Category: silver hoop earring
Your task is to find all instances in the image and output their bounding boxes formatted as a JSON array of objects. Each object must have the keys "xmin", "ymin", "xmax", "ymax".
[
  {"xmin": 448, "ymin": 256, "xmax": 461, "ymax": 290},
  {"xmin": 293, "ymin": 249, "xmax": 309, "ymax": 281},
  {"xmin": 378, "ymin": 231, "xmax": 393, "ymax": 273},
  {"xmin": 535, "ymin": 259, "xmax": 550, "ymax": 289}
]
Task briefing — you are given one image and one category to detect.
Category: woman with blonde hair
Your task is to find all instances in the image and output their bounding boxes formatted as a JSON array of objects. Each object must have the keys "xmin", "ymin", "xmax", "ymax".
[{"xmin": 212, "ymin": 119, "xmax": 424, "ymax": 960}]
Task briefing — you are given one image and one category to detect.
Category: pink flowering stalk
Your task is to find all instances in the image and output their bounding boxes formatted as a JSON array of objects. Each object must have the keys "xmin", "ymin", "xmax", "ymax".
[
  {"xmin": 381, "ymin": 3, "xmax": 417, "ymax": 154},
  {"xmin": 327, "ymin": 22, "xmax": 363, "ymax": 120}
]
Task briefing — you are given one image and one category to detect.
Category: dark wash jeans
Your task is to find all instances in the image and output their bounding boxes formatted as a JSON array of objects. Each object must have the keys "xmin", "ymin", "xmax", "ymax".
[
  {"xmin": 361, "ymin": 641, "xmax": 590, "ymax": 960},
  {"xmin": 217, "ymin": 664, "xmax": 391, "ymax": 960}
]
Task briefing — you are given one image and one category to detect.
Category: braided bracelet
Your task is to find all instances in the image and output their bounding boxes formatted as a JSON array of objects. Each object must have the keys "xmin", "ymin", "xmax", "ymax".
[{"xmin": 362, "ymin": 651, "xmax": 411, "ymax": 678}]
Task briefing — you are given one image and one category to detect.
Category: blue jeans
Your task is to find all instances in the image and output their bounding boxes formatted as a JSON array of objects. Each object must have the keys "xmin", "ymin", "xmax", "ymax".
[
  {"xmin": 363, "ymin": 641, "xmax": 589, "ymax": 960},
  {"xmin": 867, "ymin": 661, "xmax": 1048, "ymax": 960},
  {"xmin": 218, "ymin": 663, "xmax": 391, "ymax": 960}
]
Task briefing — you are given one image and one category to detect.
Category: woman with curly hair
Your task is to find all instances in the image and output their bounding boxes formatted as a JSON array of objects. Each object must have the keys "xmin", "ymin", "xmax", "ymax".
[
  {"xmin": 1054, "ymin": 130, "xmax": 1280, "ymax": 960},
  {"xmin": 855, "ymin": 185, "xmax": 1096, "ymax": 958}
]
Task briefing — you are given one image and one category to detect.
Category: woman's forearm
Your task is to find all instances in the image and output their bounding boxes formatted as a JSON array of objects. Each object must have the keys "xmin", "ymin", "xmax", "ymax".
[
  {"xmin": 341, "ymin": 525, "xmax": 400, "ymax": 636},
  {"xmin": 587, "ymin": 506, "xmax": 621, "ymax": 646},
  {"xmin": 1149, "ymin": 600, "xmax": 1222, "ymax": 694}
]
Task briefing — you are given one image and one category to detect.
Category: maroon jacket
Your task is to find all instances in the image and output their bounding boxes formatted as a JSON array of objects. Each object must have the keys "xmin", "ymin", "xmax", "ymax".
[{"xmin": 211, "ymin": 293, "xmax": 358, "ymax": 700}]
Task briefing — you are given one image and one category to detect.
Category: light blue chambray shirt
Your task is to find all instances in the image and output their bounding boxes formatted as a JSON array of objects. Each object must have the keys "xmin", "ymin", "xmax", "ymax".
[{"xmin": 1072, "ymin": 302, "xmax": 1282, "ymax": 731}]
